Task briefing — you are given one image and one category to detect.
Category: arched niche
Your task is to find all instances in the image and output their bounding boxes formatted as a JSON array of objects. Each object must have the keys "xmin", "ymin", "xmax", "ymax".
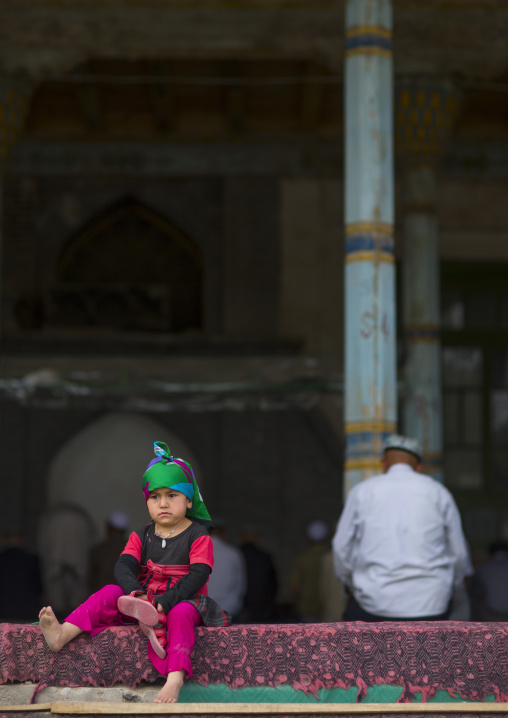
[
  {"xmin": 46, "ymin": 412, "xmax": 204, "ymax": 538},
  {"xmin": 47, "ymin": 198, "xmax": 203, "ymax": 333}
]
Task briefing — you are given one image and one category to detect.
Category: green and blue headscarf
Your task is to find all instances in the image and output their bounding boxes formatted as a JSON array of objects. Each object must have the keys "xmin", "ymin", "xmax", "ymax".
[{"xmin": 142, "ymin": 441, "xmax": 212, "ymax": 528}]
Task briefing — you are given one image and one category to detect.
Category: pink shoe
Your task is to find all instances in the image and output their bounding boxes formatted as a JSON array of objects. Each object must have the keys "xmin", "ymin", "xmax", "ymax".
[
  {"xmin": 139, "ymin": 622, "xmax": 167, "ymax": 659},
  {"xmin": 117, "ymin": 595, "xmax": 158, "ymax": 626}
]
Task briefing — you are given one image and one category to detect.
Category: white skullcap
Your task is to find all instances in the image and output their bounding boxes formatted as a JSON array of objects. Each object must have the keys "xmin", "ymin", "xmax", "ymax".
[
  {"xmin": 307, "ymin": 519, "xmax": 329, "ymax": 542},
  {"xmin": 108, "ymin": 510, "xmax": 130, "ymax": 531},
  {"xmin": 383, "ymin": 434, "xmax": 422, "ymax": 461}
]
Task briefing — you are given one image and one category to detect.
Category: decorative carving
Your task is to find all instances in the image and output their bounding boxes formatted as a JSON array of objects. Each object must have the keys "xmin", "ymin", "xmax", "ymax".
[
  {"xmin": 395, "ymin": 77, "xmax": 461, "ymax": 158},
  {"xmin": 47, "ymin": 199, "xmax": 202, "ymax": 334},
  {"xmin": 47, "ymin": 283, "xmax": 171, "ymax": 332}
]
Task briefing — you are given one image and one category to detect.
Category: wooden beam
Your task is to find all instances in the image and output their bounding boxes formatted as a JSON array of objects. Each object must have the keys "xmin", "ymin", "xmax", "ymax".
[
  {"xmin": 74, "ymin": 82, "xmax": 102, "ymax": 133},
  {"xmin": 48, "ymin": 702, "xmax": 508, "ymax": 715},
  {"xmin": 151, "ymin": 62, "xmax": 175, "ymax": 133},
  {"xmin": 224, "ymin": 61, "xmax": 246, "ymax": 133},
  {"xmin": 300, "ymin": 60, "xmax": 325, "ymax": 131}
]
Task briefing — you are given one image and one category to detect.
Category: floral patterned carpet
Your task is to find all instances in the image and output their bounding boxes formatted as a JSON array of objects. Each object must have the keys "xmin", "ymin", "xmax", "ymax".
[{"xmin": 1, "ymin": 620, "xmax": 508, "ymax": 705}]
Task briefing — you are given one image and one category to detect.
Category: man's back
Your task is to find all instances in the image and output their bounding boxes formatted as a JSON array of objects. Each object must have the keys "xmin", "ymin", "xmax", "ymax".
[{"xmin": 333, "ymin": 463, "xmax": 469, "ymax": 618}]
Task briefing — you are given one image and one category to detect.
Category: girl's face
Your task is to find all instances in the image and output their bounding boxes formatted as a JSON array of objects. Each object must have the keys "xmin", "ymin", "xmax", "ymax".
[{"xmin": 147, "ymin": 487, "xmax": 192, "ymax": 531}]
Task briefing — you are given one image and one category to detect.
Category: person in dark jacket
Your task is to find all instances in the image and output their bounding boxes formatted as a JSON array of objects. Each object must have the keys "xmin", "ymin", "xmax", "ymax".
[
  {"xmin": 470, "ymin": 540, "xmax": 508, "ymax": 621},
  {"xmin": 237, "ymin": 530, "xmax": 278, "ymax": 623},
  {"xmin": 0, "ymin": 531, "xmax": 43, "ymax": 622}
]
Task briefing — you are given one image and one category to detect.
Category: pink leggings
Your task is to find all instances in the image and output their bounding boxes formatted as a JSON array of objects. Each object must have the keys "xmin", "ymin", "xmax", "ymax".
[{"xmin": 65, "ymin": 584, "xmax": 202, "ymax": 677}]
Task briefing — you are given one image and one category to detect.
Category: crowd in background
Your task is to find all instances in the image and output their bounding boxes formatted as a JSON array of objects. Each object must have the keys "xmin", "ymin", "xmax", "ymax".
[{"xmin": 1, "ymin": 498, "xmax": 508, "ymax": 625}]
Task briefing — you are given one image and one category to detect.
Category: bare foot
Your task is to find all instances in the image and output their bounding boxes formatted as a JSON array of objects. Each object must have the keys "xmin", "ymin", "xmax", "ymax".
[
  {"xmin": 39, "ymin": 606, "xmax": 81, "ymax": 652},
  {"xmin": 154, "ymin": 670, "xmax": 184, "ymax": 703}
]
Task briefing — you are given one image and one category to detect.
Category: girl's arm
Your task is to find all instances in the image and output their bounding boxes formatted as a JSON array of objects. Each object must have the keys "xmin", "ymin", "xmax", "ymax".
[
  {"xmin": 156, "ymin": 563, "xmax": 211, "ymax": 614},
  {"xmin": 114, "ymin": 554, "xmax": 145, "ymax": 595}
]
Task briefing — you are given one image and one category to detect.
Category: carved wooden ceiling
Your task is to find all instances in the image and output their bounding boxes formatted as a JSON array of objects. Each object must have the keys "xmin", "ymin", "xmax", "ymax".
[
  {"xmin": 25, "ymin": 59, "xmax": 342, "ymax": 139},
  {"xmin": 21, "ymin": 57, "xmax": 508, "ymax": 143},
  {"xmin": 0, "ymin": 1, "xmax": 506, "ymax": 142}
]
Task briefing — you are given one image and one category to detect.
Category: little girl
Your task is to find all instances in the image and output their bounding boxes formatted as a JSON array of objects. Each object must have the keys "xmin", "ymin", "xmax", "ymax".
[{"xmin": 39, "ymin": 441, "xmax": 231, "ymax": 704}]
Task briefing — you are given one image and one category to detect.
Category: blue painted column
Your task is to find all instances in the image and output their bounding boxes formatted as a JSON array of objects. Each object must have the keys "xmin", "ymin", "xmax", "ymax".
[
  {"xmin": 395, "ymin": 78, "xmax": 461, "ymax": 482},
  {"xmin": 344, "ymin": 0, "xmax": 396, "ymax": 495}
]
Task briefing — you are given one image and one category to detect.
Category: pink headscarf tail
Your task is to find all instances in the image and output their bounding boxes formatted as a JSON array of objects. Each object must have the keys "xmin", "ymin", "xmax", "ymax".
[
  {"xmin": 142, "ymin": 481, "xmax": 151, "ymax": 501},
  {"xmin": 172, "ymin": 458, "xmax": 194, "ymax": 483}
]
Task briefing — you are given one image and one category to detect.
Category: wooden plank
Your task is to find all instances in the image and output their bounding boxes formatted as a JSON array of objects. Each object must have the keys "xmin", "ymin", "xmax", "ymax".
[
  {"xmin": 0, "ymin": 705, "xmax": 51, "ymax": 712},
  {"xmin": 48, "ymin": 702, "xmax": 508, "ymax": 715}
]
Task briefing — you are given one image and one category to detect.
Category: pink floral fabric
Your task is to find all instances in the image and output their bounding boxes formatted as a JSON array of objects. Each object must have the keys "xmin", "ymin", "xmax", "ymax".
[{"xmin": 0, "ymin": 621, "xmax": 507, "ymax": 706}]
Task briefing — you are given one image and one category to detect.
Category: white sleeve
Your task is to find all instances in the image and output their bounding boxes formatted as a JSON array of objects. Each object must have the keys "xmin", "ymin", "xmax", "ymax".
[{"xmin": 331, "ymin": 490, "xmax": 359, "ymax": 589}]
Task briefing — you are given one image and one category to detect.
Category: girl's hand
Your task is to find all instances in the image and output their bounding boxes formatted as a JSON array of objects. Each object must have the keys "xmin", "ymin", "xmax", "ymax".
[{"xmin": 157, "ymin": 603, "xmax": 164, "ymax": 613}]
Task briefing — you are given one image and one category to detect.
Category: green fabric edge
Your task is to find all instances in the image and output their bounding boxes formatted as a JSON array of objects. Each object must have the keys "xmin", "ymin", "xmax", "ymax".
[{"xmin": 181, "ymin": 683, "xmax": 496, "ymax": 704}]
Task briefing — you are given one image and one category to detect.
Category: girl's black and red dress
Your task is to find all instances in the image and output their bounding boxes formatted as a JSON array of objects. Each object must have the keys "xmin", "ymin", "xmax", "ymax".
[{"xmin": 116, "ymin": 521, "xmax": 231, "ymax": 626}]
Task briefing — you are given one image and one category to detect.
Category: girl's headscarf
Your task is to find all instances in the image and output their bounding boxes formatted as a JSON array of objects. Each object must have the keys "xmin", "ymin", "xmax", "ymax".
[{"xmin": 142, "ymin": 441, "xmax": 212, "ymax": 528}]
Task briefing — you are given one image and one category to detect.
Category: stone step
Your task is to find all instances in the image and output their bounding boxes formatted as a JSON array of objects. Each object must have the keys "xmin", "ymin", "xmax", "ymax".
[{"xmin": 0, "ymin": 683, "xmax": 161, "ymax": 706}]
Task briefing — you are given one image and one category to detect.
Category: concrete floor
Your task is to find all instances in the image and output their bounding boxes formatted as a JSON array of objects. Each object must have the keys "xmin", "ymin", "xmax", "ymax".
[{"xmin": 0, "ymin": 682, "xmax": 163, "ymax": 706}]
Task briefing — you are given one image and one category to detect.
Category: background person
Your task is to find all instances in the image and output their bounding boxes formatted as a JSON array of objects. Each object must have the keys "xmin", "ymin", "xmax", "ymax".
[
  {"xmin": 206, "ymin": 522, "xmax": 246, "ymax": 621},
  {"xmin": 0, "ymin": 531, "xmax": 43, "ymax": 622},
  {"xmin": 88, "ymin": 510, "xmax": 130, "ymax": 593},
  {"xmin": 237, "ymin": 529, "xmax": 278, "ymax": 623},
  {"xmin": 332, "ymin": 434, "xmax": 470, "ymax": 622},
  {"xmin": 470, "ymin": 540, "xmax": 508, "ymax": 621},
  {"xmin": 38, "ymin": 504, "xmax": 95, "ymax": 620},
  {"xmin": 289, "ymin": 519, "xmax": 330, "ymax": 622}
]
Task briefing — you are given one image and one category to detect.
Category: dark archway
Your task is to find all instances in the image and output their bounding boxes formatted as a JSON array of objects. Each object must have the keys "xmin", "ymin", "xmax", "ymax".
[{"xmin": 48, "ymin": 198, "xmax": 203, "ymax": 333}]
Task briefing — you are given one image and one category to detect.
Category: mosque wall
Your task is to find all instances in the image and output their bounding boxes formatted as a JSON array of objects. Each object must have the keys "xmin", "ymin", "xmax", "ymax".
[
  {"xmin": 3, "ymin": 163, "xmax": 508, "ymax": 550},
  {"xmin": 222, "ymin": 178, "xmax": 281, "ymax": 339},
  {"xmin": 2, "ymin": 86, "xmax": 508, "ymax": 566},
  {"xmin": 436, "ymin": 178, "xmax": 508, "ymax": 261},
  {"xmin": 2, "ymin": 175, "xmax": 224, "ymax": 336},
  {"xmin": 5, "ymin": 146, "xmax": 508, "ymax": 363},
  {"xmin": 280, "ymin": 178, "xmax": 343, "ymax": 363},
  {"xmin": 2, "ymin": 173, "xmax": 285, "ymax": 342},
  {"xmin": 390, "ymin": 175, "xmax": 508, "ymax": 263},
  {"xmin": 2, "ymin": 169, "xmax": 350, "ymax": 362}
]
